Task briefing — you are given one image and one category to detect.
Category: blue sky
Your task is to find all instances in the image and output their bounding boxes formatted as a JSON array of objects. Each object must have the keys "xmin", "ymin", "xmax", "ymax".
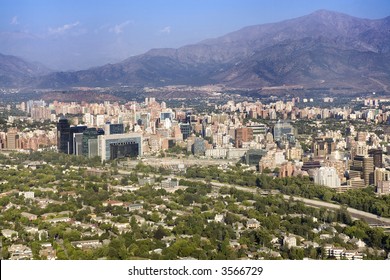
[{"xmin": 1, "ymin": 0, "xmax": 389, "ymax": 70}]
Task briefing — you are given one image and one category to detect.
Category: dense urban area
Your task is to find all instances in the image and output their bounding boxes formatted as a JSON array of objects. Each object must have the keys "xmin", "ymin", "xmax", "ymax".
[{"xmin": 1, "ymin": 89, "xmax": 390, "ymax": 260}]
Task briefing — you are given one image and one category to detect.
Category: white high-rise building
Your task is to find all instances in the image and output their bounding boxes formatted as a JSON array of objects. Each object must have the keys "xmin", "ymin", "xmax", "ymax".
[{"xmin": 313, "ymin": 167, "xmax": 341, "ymax": 188}]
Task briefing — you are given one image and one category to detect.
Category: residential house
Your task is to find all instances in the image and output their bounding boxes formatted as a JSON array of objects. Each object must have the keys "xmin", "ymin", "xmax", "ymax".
[
  {"xmin": 8, "ymin": 244, "xmax": 33, "ymax": 260},
  {"xmin": 283, "ymin": 235, "xmax": 297, "ymax": 248},
  {"xmin": 70, "ymin": 240, "xmax": 102, "ymax": 250},
  {"xmin": 247, "ymin": 218, "xmax": 260, "ymax": 229},
  {"xmin": 21, "ymin": 212, "xmax": 38, "ymax": 221},
  {"xmin": 1, "ymin": 229, "xmax": 18, "ymax": 240}
]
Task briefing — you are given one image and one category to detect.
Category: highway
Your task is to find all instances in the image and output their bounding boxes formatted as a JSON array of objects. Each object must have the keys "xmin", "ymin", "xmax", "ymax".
[
  {"xmin": 117, "ymin": 167, "xmax": 390, "ymax": 227},
  {"xmin": 206, "ymin": 180, "xmax": 390, "ymax": 226}
]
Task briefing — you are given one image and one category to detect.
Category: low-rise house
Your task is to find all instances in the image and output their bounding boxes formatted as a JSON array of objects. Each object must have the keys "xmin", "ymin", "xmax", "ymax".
[
  {"xmin": 47, "ymin": 217, "xmax": 72, "ymax": 224},
  {"xmin": 102, "ymin": 200, "xmax": 123, "ymax": 207},
  {"xmin": 247, "ymin": 218, "xmax": 260, "ymax": 229},
  {"xmin": 84, "ymin": 168, "xmax": 108, "ymax": 177},
  {"xmin": 2, "ymin": 229, "xmax": 18, "ymax": 239},
  {"xmin": 161, "ymin": 178, "xmax": 179, "ymax": 188},
  {"xmin": 8, "ymin": 244, "xmax": 33, "ymax": 260},
  {"xmin": 131, "ymin": 215, "xmax": 146, "ymax": 224},
  {"xmin": 36, "ymin": 198, "xmax": 64, "ymax": 208},
  {"xmin": 324, "ymin": 245, "xmax": 365, "ymax": 260},
  {"xmin": 162, "ymin": 235, "xmax": 176, "ymax": 247},
  {"xmin": 214, "ymin": 214, "xmax": 225, "ymax": 223},
  {"xmin": 125, "ymin": 203, "xmax": 143, "ymax": 212},
  {"xmin": 258, "ymin": 247, "xmax": 282, "ymax": 258},
  {"xmin": 25, "ymin": 226, "xmax": 39, "ymax": 235},
  {"xmin": 302, "ymin": 241, "xmax": 320, "ymax": 248},
  {"xmin": 338, "ymin": 233, "xmax": 350, "ymax": 243},
  {"xmin": 149, "ymin": 248, "xmax": 163, "ymax": 255},
  {"xmin": 71, "ymin": 240, "xmax": 102, "ymax": 250},
  {"xmin": 21, "ymin": 212, "xmax": 38, "ymax": 221},
  {"xmin": 113, "ymin": 223, "xmax": 130, "ymax": 233},
  {"xmin": 283, "ymin": 235, "xmax": 297, "ymax": 249},
  {"xmin": 39, "ymin": 243, "xmax": 56, "ymax": 260},
  {"xmin": 138, "ymin": 177, "xmax": 155, "ymax": 186},
  {"xmin": 23, "ymin": 160, "xmax": 46, "ymax": 169},
  {"xmin": 232, "ymin": 222, "xmax": 245, "ymax": 231},
  {"xmin": 229, "ymin": 240, "xmax": 241, "ymax": 249},
  {"xmin": 350, "ymin": 238, "xmax": 366, "ymax": 248},
  {"xmin": 19, "ymin": 191, "xmax": 34, "ymax": 199},
  {"xmin": 320, "ymin": 233, "xmax": 333, "ymax": 240}
]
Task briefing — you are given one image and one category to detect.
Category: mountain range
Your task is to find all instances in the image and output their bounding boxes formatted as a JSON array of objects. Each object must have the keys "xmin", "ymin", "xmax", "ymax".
[
  {"xmin": 0, "ymin": 53, "xmax": 51, "ymax": 88},
  {"xmin": 1, "ymin": 10, "xmax": 390, "ymax": 91}
]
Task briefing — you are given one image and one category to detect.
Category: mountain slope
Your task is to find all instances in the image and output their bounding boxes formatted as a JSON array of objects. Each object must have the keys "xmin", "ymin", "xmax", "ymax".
[
  {"xmin": 0, "ymin": 53, "xmax": 51, "ymax": 87},
  {"xmin": 4, "ymin": 10, "xmax": 390, "ymax": 91}
]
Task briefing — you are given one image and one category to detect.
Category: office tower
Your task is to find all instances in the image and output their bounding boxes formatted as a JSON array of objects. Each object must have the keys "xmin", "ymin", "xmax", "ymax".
[
  {"xmin": 73, "ymin": 133, "xmax": 84, "ymax": 156},
  {"xmin": 192, "ymin": 138, "xmax": 206, "ymax": 155},
  {"xmin": 82, "ymin": 128, "xmax": 99, "ymax": 157},
  {"xmin": 104, "ymin": 122, "xmax": 124, "ymax": 135},
  {"xmin": 180, "ymin": 123, "xmax": 192, "ymax": 140},
  {"xmin": 57, "ymin": 118, "xmax": 87, "ymax": 154},
  {"xmin": 69, "ymin": 125, "xmax": 87, "ymax": 154},
  {"xmin": 273, "ymin": 121, "xmax": 295, "ymax": 142},
  {"xmin": 98, "ymin": 133, "xmax": 142, "ymax": 161},
  {"xmin": 57, "ymin": 118, "xmax": 70, "ymax": 153}
]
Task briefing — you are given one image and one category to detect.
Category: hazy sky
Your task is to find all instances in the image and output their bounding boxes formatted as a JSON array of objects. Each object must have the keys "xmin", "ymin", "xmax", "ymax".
[{"xmin": 1, "ymin": 0, "xmax": 389, "ymax": 70}]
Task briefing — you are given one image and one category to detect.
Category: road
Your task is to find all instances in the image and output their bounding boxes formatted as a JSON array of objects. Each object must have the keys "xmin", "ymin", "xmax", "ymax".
[
  {"xmin": 117, "ymin": 168, "xmax": 390, "ymax": 226},
  {"xmin": 205, "ymin": 180, "xmax": 390, "ymax": 226}
]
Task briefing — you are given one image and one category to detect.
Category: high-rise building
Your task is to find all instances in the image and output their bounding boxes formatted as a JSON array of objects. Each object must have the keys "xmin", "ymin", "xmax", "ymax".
[
  {"xmin": 98, "ymin": 133, "xmax": 142, "ymax": 162},
  {"xmin": 235, "ymin": 127, "xmax": 253, "ymax": 148},
  {"xmin": 356, "ymin": 141, "xmax": 368, "ymax": 156},
  {"xmin": 192, "ymin": 138, "xmax": 206, "ymax": 156},
  {"xmin": 73, "ymin": 133, "xmax": 84, "ymax": 156},
  {"xmin": 356, "ymin": 131, "xmax": 368, "ymax": 142},
  {"xmin": 377, "ymin": 181, "xmax": 390, "ymax": 195},
  {"xmin": 247, "ymin": 123, "xmax": 267, "ymax": 136},
  {"xmin": 104, "ymin": 123, "xmax": 124, "ymax": 135},
  {"xmin": 69, "ymin": 125, "xmax": 87, "ymax": 154},
  {"xmin": 312, "ymin": 138, "xmax": 335, "ymax": 158},
  {"xmin": 273, "ymin": 121, "xmax": 295, "ymax": 142},
  {"xmin": 138, "ymin": 113, "xmax": 150, "ymax": 129},
  {"xmin": 6, "ymin": 128, "xmax": 19, "ymax": 150},
  {"xmin": 313, "ymin": 167, "xmax": 341, "ymax": 188},
  {"xmin": 246, "ymin": 149, "xmax": 267, "ymax": 166},
  {"xmin": 160, "ymin": 112, "xmax": 173, "ymax": 121},
  {"xmin": 363, "ymin": 156, "xmax": 374, "ymax": 186},
  {"xmin": 0, "ymin": 134, "xmax": 6, "ymax": 150},
  {"xmin": 180, "ymin": 123, "xmax": 192, "ymax": 140},
  {"xmin": 374, "ymin": 168, "xmax": 390, "ymax": 187},
  {"xmin": 57, "ymin": 118, "xmax": 70, "ymax": 153},
  {"xmin": 57, "ymin": 118, "xmax": 87, "ymax": 154},
  {"xmin": 369, "ymin": 149, "xmax": 383, "ymax": 168},
  {"xmin": 82, "ymin": 128, "xmax": 99, "ymax": 157}
]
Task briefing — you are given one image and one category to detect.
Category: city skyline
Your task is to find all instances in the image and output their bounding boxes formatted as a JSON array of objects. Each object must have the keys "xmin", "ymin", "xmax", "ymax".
[{"xmin": 1, "ymin": 0, "xmax": 389, "ymax": 70}]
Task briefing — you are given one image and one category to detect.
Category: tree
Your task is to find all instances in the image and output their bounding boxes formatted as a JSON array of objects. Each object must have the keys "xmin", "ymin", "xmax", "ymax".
[
  {"xmin": 108, "ymin": 237, "xmax": 128, "ymax": 260},
  {"xmin": 154, "ymin": 226, "xmax": 168, "ymax": 240}
]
